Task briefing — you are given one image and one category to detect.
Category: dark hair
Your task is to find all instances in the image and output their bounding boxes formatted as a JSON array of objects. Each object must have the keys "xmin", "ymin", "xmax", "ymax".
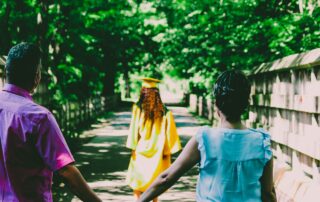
[
  {"xmin": 213, "ymin": 69, "xmax": 251, "ymax": 122},
  {"xmin": 5, "ymin": 42, "xmax": 41, "ymax": 90}
]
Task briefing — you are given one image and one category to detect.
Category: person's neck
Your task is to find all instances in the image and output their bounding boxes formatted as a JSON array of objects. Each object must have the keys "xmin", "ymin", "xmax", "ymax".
[
  {"xmin": 219, "ymin": 119, "xmax": 247, "ymax": 130},
  {"xmin": 7, "ymin": 82, "xmax": 32, "ymax": 93}
]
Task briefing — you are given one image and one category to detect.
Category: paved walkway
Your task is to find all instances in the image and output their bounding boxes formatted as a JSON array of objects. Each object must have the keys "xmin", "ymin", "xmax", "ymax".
[{"xmin": 53, "ymin": 106, "xmax": 207, "ymax": 202}]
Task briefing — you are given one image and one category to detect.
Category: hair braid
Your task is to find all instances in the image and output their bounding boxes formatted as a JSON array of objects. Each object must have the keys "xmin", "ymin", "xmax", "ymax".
[{"xmin": 213, "ymin": 70, "xmax": 251, "ymax": 122}]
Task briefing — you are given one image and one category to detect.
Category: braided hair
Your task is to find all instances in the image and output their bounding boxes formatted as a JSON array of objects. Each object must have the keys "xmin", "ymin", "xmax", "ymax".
[{"xmin": 213, "ymin": 70, "xmax": 251, "ymax": 122}]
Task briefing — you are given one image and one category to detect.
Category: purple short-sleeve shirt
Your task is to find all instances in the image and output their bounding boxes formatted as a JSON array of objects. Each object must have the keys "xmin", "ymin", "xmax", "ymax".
[{"xmin": 0, "ymin": 84, "xmax": 75, "ymax": 202}]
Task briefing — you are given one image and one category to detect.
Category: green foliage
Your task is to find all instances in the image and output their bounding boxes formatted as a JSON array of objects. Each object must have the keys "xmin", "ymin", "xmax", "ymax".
[
  {"xmin": 0, "ymin": 0, "xmax": 319, "ymax": 100},
  {"xmin": 152, "ymin": 0, "xmax": 320, "ymax": 95}
]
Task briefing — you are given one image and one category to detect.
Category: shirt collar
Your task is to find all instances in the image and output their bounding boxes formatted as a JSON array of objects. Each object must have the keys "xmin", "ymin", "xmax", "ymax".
[{"xmin": 2, "ymin": 83, "xmax": 33, "ymax": 101}]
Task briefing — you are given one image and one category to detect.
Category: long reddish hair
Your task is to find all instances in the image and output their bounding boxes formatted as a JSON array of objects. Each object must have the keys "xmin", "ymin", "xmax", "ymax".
[{"xmin": 137, "ymin": 87, "xmax": 165, "ymax": 121}]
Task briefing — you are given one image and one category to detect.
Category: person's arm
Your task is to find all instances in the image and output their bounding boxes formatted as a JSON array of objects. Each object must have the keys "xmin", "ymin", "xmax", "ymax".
[
  {"xmin": 58, "ymin": 164, "xmax": 101, "ymax": 202},
  {"xmin": 260, "ymin": 158, "xmax": 277, "ymax": 202},
  {"xmin": 138, "ymin": 136, "xmax": 200, "ymax": 202},
  {"xmin": 163, "ymin": 111, "xmax": 182, "ymax": 155},
  {"xmin": 34, "ymin": 113, "xmax": 101, "ymax": 201},
  {"xmin": 126, "ymin": 104, "xmax": 140, "ymax": 150}
]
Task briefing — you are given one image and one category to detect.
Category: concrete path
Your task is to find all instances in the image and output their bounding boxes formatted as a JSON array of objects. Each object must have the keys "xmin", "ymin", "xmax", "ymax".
[{"xmin": 53, "ymin": 106, "xmax": 208, "ymax": 202}]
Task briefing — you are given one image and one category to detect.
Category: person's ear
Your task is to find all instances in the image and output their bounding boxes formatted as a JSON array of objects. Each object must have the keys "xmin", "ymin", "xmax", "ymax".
[
  {"xmin": 31, "ymin": 65, "xmax": 41, "ymax": 94},
  {"xmin": 35, "ymin": 68, "xmax": 41, "ymax": 86},
  {"xmin": 217, "ymin": 109, "xmax": 221, "ymax": 118},
  {"xmin": 214, "ymin": 102, "xmax": 221, "ymax": 118}
]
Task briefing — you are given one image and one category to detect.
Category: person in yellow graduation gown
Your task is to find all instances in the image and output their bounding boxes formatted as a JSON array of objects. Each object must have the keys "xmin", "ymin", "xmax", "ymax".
[{"xmin": 126, "ymin": 77, "xmax": 182, "ymax": 202}]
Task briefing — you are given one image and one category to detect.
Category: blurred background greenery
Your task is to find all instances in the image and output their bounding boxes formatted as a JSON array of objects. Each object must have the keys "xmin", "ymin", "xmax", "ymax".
[{"xmin": 0, "ymin": 0, "xmax": 319, "ymax": 102}]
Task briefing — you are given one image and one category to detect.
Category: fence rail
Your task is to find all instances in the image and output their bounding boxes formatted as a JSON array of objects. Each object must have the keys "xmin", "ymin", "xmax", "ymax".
[
  {"xmin": 187, "ymin": 48, "xmax": 320, "ymax": 201},
  {"xmin": 248, "ymin": 48, "xmax": 320, "ymax": 201}
]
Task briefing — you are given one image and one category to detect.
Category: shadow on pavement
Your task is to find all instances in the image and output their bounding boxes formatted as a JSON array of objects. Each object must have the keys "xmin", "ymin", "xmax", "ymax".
[{"xmin": 53, "ymin": 106, "xmax": 205, "ymax": 202}]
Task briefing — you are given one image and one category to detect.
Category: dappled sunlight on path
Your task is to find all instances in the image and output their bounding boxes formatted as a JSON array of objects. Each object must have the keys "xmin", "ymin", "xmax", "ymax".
[{"xmin": 53, "ymin": 106, "xmax": 207, "ymax": 202}]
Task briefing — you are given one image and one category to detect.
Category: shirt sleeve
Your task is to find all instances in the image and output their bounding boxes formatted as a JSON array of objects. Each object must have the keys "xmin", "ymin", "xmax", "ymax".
[
  {"xmin": 126, "ymin": 104, "xmax": 140, "ymax": 150},
  {"xmin": 260, "ymin": 129, "xmax": 272, "ymax": 165},
  {"xmin": 35, "ymin": 112, "xmax": 75, "ymax": 171},
  {"xmin": 163, "ymin": 111, "xmax": 182, "ymax": 155},
  {"xmin": 195, "ymin": 126, "xmax": 208, "ymax": 168}
]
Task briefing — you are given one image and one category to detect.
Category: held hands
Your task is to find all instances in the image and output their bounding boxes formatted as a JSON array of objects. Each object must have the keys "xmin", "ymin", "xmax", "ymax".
[
  {"xmin": 132, "ymin": 151, "xmax": 169, "ymax": 160},
  {"xmin": 132, "ymin": 150, "xmax": 136, "ymax": 160},
  {"xmin": 163, "ymin": 155, "xmax": 170, "ymax": 160}
]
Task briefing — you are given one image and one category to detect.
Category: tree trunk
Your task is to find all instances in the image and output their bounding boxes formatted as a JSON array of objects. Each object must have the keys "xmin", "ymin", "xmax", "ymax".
[
  {"xmin": 52, "ymin": 2, "xmax": 70, "ymax": 68},
  {"xmin": 15, "ymin": 0, "xmax": 27, "ymax": 41},
  {"xmin": 102, "ymin": 34, "xmax": 120, "ymax": 97},
  {"xmin": 298, "ymin": 0, "xmax": 305, "ymax": 14},
  {"xmin": 103, "ymin": 68, "xmax": 116, "ymax": 96},
  {"xmin": 2, "ymin": 0, "xmax": 12, "ymax": 53},
  {"xmin": 37, "ymin": 0, "xmax": 49, "ymax": 71},
  {"xmin": 102, "ymin": 49, "xmax": 117, "ymax": 96},
  {"xmin": 124, "ymin": 69, "xmax": 130, "ymax": 98}
]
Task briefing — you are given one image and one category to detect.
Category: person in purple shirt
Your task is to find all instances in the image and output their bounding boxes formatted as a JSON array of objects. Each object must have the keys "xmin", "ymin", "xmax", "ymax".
[{"xmin": 0, "ymin": 43, "xmax": 101, "ymax": 202}]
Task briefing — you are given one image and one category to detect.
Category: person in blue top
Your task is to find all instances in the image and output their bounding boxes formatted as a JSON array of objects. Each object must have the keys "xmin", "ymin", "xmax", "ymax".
[{"xmin": 137, "ymin": 70, "xmax": 277, "ymax": 202}]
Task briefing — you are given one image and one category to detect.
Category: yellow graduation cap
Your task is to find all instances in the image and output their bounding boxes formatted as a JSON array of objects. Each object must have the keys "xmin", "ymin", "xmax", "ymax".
[{"xmin": 141, "ymin": 77, "xmax": 161, "ymax": 88}]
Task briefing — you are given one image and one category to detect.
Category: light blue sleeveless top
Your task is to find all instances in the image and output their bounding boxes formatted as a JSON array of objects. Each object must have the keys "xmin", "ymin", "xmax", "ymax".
[{"xmin": 195, "ymin": 126, "xmax": 272, "ymax": 202}]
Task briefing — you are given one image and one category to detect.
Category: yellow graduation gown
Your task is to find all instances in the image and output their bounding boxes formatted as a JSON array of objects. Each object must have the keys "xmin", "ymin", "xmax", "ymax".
[{"xmin": 126, "ymin": 104, "xmax": 182, "ymax": 192}]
